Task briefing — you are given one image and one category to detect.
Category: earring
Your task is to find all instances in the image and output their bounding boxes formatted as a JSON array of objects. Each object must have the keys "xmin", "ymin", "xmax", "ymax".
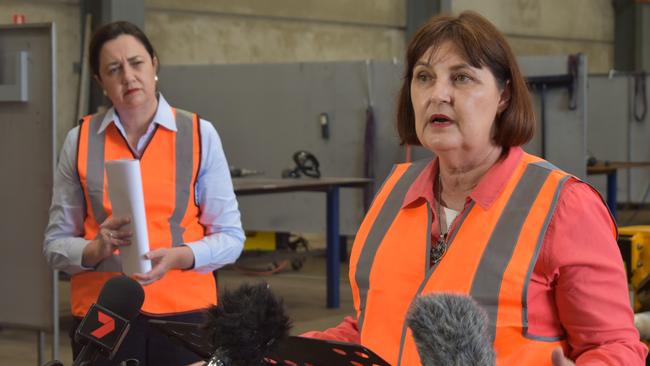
[
  {"xmin": 155, "ymin": 75, "xmax": 159, "ymax": 82},
  {"xmin": 102, "ymin": 90, "xmax": 107, "ymax": 96}
]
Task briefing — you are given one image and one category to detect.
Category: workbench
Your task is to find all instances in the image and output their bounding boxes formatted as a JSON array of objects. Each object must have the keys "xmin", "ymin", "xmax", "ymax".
[
  {"xmin": 587, "ymin": 162, "xmax": 650, "ymax": 219},
  {"xmin": 233, "ymin": 177, "xmax": 372, "ymax": 308}
]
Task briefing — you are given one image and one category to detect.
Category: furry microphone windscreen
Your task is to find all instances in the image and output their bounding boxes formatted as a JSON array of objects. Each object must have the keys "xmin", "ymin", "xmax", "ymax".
[
  {"xmin": 203, "ymin": 282, "xmax": 292, "ymax": 366},
  {"xmin": 405, "ymin": 293, "xmax": 496, "ymax": 366}
]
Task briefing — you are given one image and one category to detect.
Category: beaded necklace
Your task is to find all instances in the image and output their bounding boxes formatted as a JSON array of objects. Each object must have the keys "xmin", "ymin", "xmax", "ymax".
[{"xmin": 431, "ymin": 174, "xmax": 448, "ymax": 264}]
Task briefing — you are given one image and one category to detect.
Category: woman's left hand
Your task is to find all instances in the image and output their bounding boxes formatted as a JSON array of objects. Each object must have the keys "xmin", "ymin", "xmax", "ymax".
[{"xmin": 133, "ymin": 246, "xmax": 194, "ymax": 285}]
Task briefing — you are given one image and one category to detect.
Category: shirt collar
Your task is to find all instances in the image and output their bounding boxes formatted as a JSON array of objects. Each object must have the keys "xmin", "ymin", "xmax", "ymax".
[
  {"xmin": 402, "ymin": 158, "xmax": 437, "ymax": 209},
  {"xmin": 401, "ymin": 147, "xmax": 524, "ymax": 210},
  {"xmin": 96, "ymin": 93, "xmax": 177, "ymax": 135}
]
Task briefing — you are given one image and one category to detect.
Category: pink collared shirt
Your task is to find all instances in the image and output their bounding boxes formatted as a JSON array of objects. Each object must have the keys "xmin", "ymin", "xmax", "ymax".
[{"xmin": 304, "ymin": 147, "xmax": 647, "ymax": 365}]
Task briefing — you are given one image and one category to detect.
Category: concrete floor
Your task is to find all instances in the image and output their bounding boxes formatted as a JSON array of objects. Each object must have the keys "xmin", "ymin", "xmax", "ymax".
[
  {"xmin": 2, "ymin": 208, "xmax": 650, "ymax": 366},
  {"xmin": 0, "ymin": 246, "xmax": 353, "ymax": 366}
]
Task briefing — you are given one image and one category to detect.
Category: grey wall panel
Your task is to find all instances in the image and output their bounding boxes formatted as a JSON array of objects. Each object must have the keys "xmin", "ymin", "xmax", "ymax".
[
  {"xmin": 159, "ymin": 56, "xmax": 586, "ymax": 234},
  {"xmin": 0, "ymin": 24, "xmax": 55, "ymax": 330},
  {"xmin": 629, "ymin": 74, "xmax": 650, "ymax": 204},
  {"xmin": 366, "ymin": 61, "xmax": 409, "ymax": 185},
  {"xmin": 519, "ymin": 55, "xmax": 588, "ymax": 179},
  {"xmin": 587, "ymin": 74, "xmax": 650, "ymax": 204},
  {"xmin": 159, "ymin": 61, "xmax": 404, "ymax": 235},
  {"xmin": 586, "ymin": 76, "xmax": 630, "ymax": 200}
]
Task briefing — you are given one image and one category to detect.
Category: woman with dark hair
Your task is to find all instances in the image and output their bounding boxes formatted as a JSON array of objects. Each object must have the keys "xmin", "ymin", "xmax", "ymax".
[
  {"xmin": 43, "ymin": 21, "xmax": 245, "ymax": 365},
  {"xmin": 305, "ymin": 11, "xmax": 647, "ymax": 365}
]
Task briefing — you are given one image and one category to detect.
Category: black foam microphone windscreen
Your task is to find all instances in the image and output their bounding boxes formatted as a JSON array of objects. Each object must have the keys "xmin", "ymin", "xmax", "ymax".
[
  {"xmin": 405, "ymin": 293, "xmax": 496, "ymax": 366},
  {"xmin": 74, "ymin": 275, "xmax": 145, "ymax": 366},
  {"xmin": 96, "ymin": 275, "xmax": 145, "ymax": 321},
  {"xmin": 203, "ymin": 282, "xmax": 292, "ymax": 366}
]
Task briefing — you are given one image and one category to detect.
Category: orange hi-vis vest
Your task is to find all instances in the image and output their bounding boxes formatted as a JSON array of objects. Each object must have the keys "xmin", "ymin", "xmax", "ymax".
[
  {"xmin": 349, "ymin": 153, "xmax": 608, "ymax": 365},
  {"xmin": 72, "ymin": 108, "xmax": 216, "ymax": 317}
]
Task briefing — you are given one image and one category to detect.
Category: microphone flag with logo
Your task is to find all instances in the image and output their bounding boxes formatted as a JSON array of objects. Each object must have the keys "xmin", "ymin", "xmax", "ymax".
[{"xmin": 74, "ymin": 275, "xmax": 145, "ymax": 366}]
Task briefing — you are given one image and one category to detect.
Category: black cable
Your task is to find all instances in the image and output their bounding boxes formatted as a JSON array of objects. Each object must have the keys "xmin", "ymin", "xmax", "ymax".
[
  {"xmin": 363, "ymin": 105, "xmax": 375, "ymax": 212},
  {"xmin": 540, "ymin": 84, "xmax": 547, "ymax": 159},
  {"xmin": 568, "ymin": 54, "xmax": 579, "ymax": 110},
  {"xmin": 634, "ymin": 72, "xmax": 647, "ymax": 122}
]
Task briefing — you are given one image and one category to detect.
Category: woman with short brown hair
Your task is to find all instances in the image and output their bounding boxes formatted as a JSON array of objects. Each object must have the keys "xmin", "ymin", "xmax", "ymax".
[
  {"xmin": 305, "ymin": 11, "xmax": 646, "ymax": 365},
  {"xmin": 397, "ymin": 11, "xmax": 534, "ymax": 149}
]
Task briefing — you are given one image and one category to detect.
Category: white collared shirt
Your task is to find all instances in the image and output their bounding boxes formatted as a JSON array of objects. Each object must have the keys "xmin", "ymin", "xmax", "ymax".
[{"xmin": 44, "ymin": 94, "xmax": 245, "ymax": 274}]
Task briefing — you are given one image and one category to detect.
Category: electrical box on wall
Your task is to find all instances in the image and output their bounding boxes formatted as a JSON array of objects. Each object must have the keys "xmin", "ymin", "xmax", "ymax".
[{"xmin": 0, "ymin": 51, "xmax": 28, "ymax": 102}]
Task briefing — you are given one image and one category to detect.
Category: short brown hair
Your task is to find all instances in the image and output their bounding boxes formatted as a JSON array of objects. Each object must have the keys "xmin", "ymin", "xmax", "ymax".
[
  {"xmin": 397, "ymin": 11, "xmax": 534, "ymax": 147},
  {"xmin": 89, "ymin": 21, "xmax": 157, "ymax": 79}
]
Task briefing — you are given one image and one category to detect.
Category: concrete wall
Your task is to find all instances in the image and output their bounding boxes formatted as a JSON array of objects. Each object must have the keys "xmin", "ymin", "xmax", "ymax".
[
  {"xmin": 0, "ymin": 0, "xmax": 619, "ymax": 150},
  {"xmin": 642, "ymin": 4, "xmax": 650, "ymax": 71},
  {"xmin": 0, "ymin": 0, "xmax": 406, "ymax": 149},
  {"xmin": 146, "ymin": 0, "xmax": 405, "ymax": 65},
  {"xmin": 0, "ymin": 0, "xmax": 405, "ymax": 150},
  {"xmin": 451, "ymin": 0, "xmax": 614, "ymax": 74}
]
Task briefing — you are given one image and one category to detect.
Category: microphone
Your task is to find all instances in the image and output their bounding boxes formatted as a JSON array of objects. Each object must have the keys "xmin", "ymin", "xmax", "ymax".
[
  {"xmin": 405, "ymin": 293, "xmax": 496, "ymax": 366},
  {"xmin": 73, "ymin": 275, "xmax": 145, "ymax": 366},
  {"xmin": 202, "ymin": 282, "xmax": 292, "ymax": 366}
]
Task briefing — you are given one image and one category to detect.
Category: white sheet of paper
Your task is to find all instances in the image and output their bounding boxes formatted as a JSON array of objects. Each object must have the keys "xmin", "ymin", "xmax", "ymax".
[{"xmin": 105, "ymin": 159, "xmax": 152, "ymax": 275}]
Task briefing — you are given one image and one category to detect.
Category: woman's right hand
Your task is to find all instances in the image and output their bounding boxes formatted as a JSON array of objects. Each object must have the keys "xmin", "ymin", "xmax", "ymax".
[
  {"xmin": 551, "ymin": 347, "xmax": 575, "ymax": 366},
  {"xmin": 82, "ymin": 215, "xmax": 132, "ymax": 267}
]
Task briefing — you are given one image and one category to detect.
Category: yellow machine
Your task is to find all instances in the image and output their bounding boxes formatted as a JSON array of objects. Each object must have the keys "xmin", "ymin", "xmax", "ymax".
[
  {"xmin": 620, "ymin": 226, "xmax": 650, "ymax": 312},
  {"xmin": 619, "ymin": 226, "xmax": 650, "ymax": 349},
  {"xmin": 244, "ymin": 231, "xmax": 277, "ymax": 251},
  {"xmin": 239, "ymin": 231, "xmax": 309, "ymax": 273}
]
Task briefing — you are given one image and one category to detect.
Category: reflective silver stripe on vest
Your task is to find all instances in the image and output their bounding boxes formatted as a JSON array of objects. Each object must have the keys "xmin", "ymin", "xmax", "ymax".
[
  {"xmin": 395, "ymin": 202, "xmax": 432, "ymax": 366},
  {"xmin": 356, "ymin": 159, "xmax": 430, "ymax": 331},
  {"xmin": 469, "ymin": 163, "xmax": 557, "ymax": 342},
  {"xmin": 86, "ymin": 113, "xmax": 108, "ymax": 225},
  {"xmin": 168, "ymin": 109, "xmax": 195, "ymax": 246},
  {"xmin": 522, "ymin": 172, "xmax": 569, "ymax": 342}
]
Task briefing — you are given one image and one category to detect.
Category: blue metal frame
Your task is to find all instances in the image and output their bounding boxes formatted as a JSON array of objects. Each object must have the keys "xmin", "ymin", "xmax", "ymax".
[{"xmin": 607, "ymin": 171, "xmax": 617, "ymax": 220}]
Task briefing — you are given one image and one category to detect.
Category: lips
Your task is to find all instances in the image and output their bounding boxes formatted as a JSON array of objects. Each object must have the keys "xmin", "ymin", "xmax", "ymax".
[
  {"xmin": 429, "ymin": 114, "xmax": 453, "ymax": 124},
  {"xmin": 124, "ymin": 88, "xmax": 140, "ymax": 96}
]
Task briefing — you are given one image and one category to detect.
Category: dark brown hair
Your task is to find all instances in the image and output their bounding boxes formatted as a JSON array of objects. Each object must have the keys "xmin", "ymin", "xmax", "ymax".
[
  {"xmin": 89, "ymin": 21, "xmax": 157, "ymax": 79},
  {"xmin": 397, "ymin": 11, "xmax": 534, "ymax": 147}
]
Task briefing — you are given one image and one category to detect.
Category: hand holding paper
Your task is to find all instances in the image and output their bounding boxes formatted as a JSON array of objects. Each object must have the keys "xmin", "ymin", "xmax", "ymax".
[
  {"xmin": 105, "ymin": 159, "xmax": 152, "ymax": 275},
  {"xmin": 133, "ymin": 246, "xmax": 195, "ymax": 285},
  {"xmin": 81, "ymin": 215, "xmax": 132, "ymax": 268}
]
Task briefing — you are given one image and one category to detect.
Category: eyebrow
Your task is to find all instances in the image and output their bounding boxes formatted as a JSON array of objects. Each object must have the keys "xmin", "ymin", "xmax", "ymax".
[
  {"xmin": 105, "ymin": 56, "xmax": 143, "ymax": 68},
  {"xmin": 414, "ymin": 61, "xmax": 475, "ymax": 72},
  {"xmin": 449, "ymin": 63, "xmax": 474, "ymax": 72}
]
